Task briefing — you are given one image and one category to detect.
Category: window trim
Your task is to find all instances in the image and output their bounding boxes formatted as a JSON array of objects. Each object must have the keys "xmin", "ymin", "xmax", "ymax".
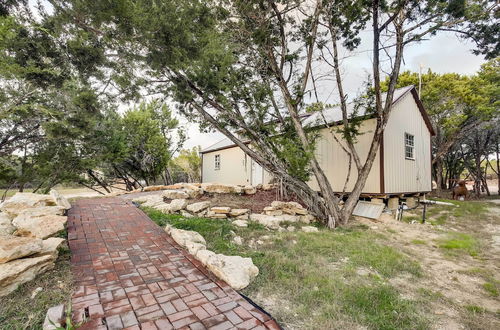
[
  {"xmin": 214, "ymin": 154, "xmax": 221, "ymax": 170},
  {"xmin": 404, "ymin": 132, "xmax": 415, "ymax": 160}
]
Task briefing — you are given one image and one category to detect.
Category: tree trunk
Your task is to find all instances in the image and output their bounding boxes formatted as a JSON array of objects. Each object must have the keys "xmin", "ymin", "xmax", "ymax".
[
  {"xmin": 496, "ymin": 142, "xmax": 500, "ymax": 195},
  {"xmin": 435, "ymin": 158, "xmax": 445, "ymax": 192},
  {"xmin": 87, "ymin": 169, "xmax": 111, "ymax": 193}
]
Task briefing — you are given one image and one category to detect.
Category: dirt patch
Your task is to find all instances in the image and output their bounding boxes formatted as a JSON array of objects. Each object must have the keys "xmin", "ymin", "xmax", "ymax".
[{"xmin": 354, "ymin": 203, "xmax": 500, "ymax": 329}]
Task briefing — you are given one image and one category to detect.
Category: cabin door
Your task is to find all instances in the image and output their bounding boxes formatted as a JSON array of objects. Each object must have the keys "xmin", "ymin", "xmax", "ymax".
[{"xmin": 251, "ymin": 159, "xmax": 263, "ymax": 185}]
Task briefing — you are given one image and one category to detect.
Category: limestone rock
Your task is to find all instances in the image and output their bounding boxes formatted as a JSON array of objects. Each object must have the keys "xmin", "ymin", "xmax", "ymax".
[
  {"xmin": 186, "ymin": 201, "xmax": 211, "ymax": 213},
  {"xmin": 236, "ymin": 214, "xmax": 249, "ymax": 220},
  {"xmin": 229, "ymin": 209, "xmax": 249, "ymax": 217},
  {"xmin": 243, "ymin": 186, "xmax": 257, "ymax": 195},
  {"xmin": 169, "ymin": 199, "xmax": 188, "ymax": 212},
  {"xmin": 169, "ymin": 228, "xmax": 206, "ymax": 248},
  {"xmin": 262, "ymin": 184, "xmax": 274, "ymax": 191},
  {"xmin": 232, "ymin": 220, "xmax": 248, "ymax": 228},
  {"xmin": 16, "ymin": 206, "xmax": 66, "ymax": 218},
  {"xmin": 132, "ymin": 195, "xmax": 155, "ymax": 203},
  {"xmin": 203, "ymin": 254, "xmax": 259, "ymax": 290},
  {"xmin": 13, "ymin": 215, "xmax": 67, "ymax": 239},
  {"xmin": 140, "ymin": 195, "xmax": 165, "ymax": 208},
  {"xmin": 183, "ymin": 185, "xmax": 204, "ymax": 198},
  {"xmin": 201, "ymin": 183, "xmax": 243, "ymax": 194},
  {"xmin": 195, "ymin": 249, "xmax": 216, "ymax": 265},
  {"xmin": 35, "ymin": 237, "xmax": 66, "ymax": 260},
  {"xmin": 162, "ymin": 190, "xmax": 190, "ymax": 200},
  {"xmin": 143, "ymin": 185, "xmax": 169, "ymax": 192},
  {"xmin": 211, "ymin": 207, "xmax": 231, "ymax": 214},
  {"xmin": 277, "ymin": 214, "xmax": 299, "ymax": 222},
  {"xmin": 301, "ymin": 226, "xmax": 319, "ymax": 233},
  {"xmin": 388, "ymin": 197, "xmax": 399, "ymax": 210},
  {"xmin": 49, "ymin": 190, "xmax": 71, "ymax": 210},
  {"xmin": 31, "ymin": 286, "xmax": 43, "ymax": 299},
  {"xmin": 299, "ymin": 214, "xmax": 315, "ymax": 224},
  {"xmin": 43, "ymin": 304, "xmax": 65, "ymax": 330},
  {"xmin": 249, "ymin": 214, "xmax": 281, "ymax": 229},
  {"xmin": 154, "ymin": 203, "xmax": 174, "ymax": 214},
  {"xmin": 0, "ymin": 254, "xmax": 55, "ymax": 297},
  {"xmin": 185, "ymin": 242, "xmax": 206, "ymax": 255},
  {"xmin": 283, "ymin": 207, "xmax": 308, "ymax": 216},
  {"xmin": 0, "ymin": 236, "xmax": 43, "ymax": 263},
  {"xmin": 0, "ymin": 213, "xmax": 15, "ymax": 236},
  {"xmin": 286, "ymin": 226, "xmax": 295, "ymax": 232},
  {"xmin": 264, "ymin": 208, "xmax": 283, "ymax": 216},
  {"xmin": 180, "ymin": 210, "xmax": 194, "ymax": 218},
  {"xmin": 208, "ymin": 213, "xmax": 227, "ymax": 219},
  {"xmin": 164, "ymin": 224, "xmax": 174, "ymax": 235},
  {"xmin": 270, "ymin": 201, "xmax": 286, "ymax": 209},
  {"xmin": 1, "ymin": 193, "xmax": 57, "ymax": 218},
  {"xmin": 232, "ymin": 236, "xmax": 243, "ymax": 245}
]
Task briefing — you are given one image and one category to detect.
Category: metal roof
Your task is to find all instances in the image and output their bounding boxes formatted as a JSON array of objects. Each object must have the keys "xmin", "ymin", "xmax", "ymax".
[
  {"xmin": 302, "ymin": 85, "xmax": 414, "ymax": 128},
  {"xmin": 201, "ymin": 85, "xmax": 418, "ymax": 153}
]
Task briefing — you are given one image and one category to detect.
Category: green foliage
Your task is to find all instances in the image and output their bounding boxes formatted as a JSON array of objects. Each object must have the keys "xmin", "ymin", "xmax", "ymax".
[
  {"xmin": 170, "ymin": 146, "xmax": 202, "ymax": 183},
  {"xmin": 121, "ymin": 102, "xmax": 173, "ymax": 183}
]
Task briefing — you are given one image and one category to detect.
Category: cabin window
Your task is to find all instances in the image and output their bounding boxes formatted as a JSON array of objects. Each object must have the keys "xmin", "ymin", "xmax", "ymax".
[
  {"xmin": 214, "ymin": 154, "xmax": 221, "ymax": 170},
  {"xmin": 405, "ymin": 133, "xmax": 415, "ymax": 160}
]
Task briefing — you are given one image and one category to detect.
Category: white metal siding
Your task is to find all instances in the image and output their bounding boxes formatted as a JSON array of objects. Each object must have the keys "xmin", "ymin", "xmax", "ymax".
[
  {"xmin": 383, "ymin": 94, "xmax": 432, "ymax": 193},
  {"xmin": 202, "ymin": 147, "xmax": 273, "ymax": 185},
  {"xmin": 202, "ymin": 148, "xmax": 250, "ymax": 185},
  {"xmin": 308, "ymin": 119, "xmax": 381, "ymax": 193}
]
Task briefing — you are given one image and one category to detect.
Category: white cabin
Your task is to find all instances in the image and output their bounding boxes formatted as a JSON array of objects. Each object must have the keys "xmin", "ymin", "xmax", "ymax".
[{"xmin": 200, "ymin": 86, "xmax": 434, "ymax": 195}]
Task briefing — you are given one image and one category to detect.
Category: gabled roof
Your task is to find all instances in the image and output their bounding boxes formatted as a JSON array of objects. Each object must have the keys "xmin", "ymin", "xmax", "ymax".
[
  {"xmin": 201, "ymin": 85, "xmax": 435, "ymax": 154},
  {"xmin": 303, "ymin": 85, "xmax": 434, "ymax": 135},
  {"xmin": 200, "ymin": 138, "xmax": 249, "ymax": 154}
]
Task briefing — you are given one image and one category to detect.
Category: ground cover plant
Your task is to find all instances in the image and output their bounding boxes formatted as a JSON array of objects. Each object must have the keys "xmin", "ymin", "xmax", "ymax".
[{"xmin": 143, "ymin": 197, "xmax": 500, "ymax": 329}]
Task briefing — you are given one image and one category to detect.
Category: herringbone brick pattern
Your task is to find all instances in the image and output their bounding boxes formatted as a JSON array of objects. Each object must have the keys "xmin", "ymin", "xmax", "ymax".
[{"xmin": 68, "ymin": 198, "xmax": 280, "ymax": 330}]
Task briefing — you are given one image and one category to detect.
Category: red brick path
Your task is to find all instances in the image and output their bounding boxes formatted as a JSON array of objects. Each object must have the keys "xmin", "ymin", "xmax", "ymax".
[{"xmin": 68, "ymin": 198, "xmax": 280, "ymax": 330}]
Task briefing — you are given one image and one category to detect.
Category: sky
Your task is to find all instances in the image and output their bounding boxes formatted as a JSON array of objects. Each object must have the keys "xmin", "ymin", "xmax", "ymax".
[{"xmin": 183, "ymin": 32, "xmax": 487, "ymax": 151}]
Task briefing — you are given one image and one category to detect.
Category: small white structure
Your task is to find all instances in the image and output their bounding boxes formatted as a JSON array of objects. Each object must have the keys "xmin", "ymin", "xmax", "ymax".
[{"xmin": 201, "ymin": 86, "xmax": 435, "ymax": 196}]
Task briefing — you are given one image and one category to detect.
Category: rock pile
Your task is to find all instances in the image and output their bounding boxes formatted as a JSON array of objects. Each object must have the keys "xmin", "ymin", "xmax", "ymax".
[
  {"xmin": 0, "ymin": 190, "xmax": 70, "ymax": 297},
  {"xmin": 133, "ymin": 194, "xmax": 253, "ymax": 222},
  {"xmin": 248, "ymin": 201, "xmax": 315, "ymax": 229},
  {"xmin": 134, "ymin": 189, "xmax": 319, "ymax": 231},
  {"xmin": 115, "ymin": 182, "xmax": 276, "ymax": 197},
  {"xmin": 165, "ymin": 225, "xmax": 258, "ymax": 290}
]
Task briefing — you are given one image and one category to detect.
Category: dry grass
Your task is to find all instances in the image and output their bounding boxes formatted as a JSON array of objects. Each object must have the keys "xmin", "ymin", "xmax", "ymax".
[{"xmin": 0, "ymin": 246, "xmax": 73, "ymax": 330}]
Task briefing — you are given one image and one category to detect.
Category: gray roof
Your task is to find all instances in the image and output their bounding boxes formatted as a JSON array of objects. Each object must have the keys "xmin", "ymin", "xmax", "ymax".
[
  {"xmin": 200, "ymin": 138, "xmax": 236, "ymax": 153},
  {"xmin": 302, "ymin": 85, "xmax": 414, "ymax": 128}
]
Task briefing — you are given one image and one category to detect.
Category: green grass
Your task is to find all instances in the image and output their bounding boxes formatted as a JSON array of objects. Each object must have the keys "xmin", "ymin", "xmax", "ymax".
[
  {"xmin": 437, "ymin": 232, "xmax": 481, "ymax": 256},
  {"xmin": 411, "ymin": 239, "xmax": 426, "ymax": 245},
  {"xmin": 142, "ymin": 206, "xmax": 427, "ymax": 329},
  {"xmin": 427, "ymin": 199, "xmax": 490, "ymax": 219},
  {"xmin": 0, "ymin": 247, "xmax": 73, "ymax": 330},
  {"xmin": 464, "ymin": 304, "xmax": 487, "ymax": 314},
  {"xmin": 341, "ymin": 285, "xmax": 428, "ymax": 330},
  {"xmin": 482, "ymin": 281, "xmax": 499, "ymax": 297}
]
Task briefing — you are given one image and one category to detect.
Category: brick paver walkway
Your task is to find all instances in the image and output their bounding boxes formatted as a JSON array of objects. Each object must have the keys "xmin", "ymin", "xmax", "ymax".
[{"xmin": 68, "ymin": 198, "xmax": 280, "ymax": 330}]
